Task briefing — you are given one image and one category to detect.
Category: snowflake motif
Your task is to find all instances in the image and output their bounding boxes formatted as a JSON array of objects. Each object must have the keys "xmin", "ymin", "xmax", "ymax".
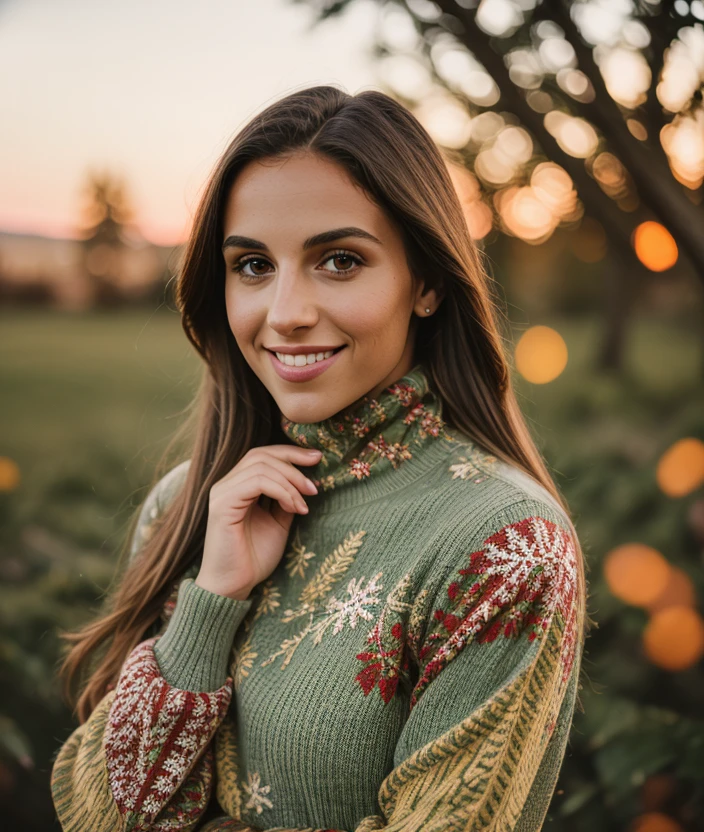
[
  {"xmin": 242, "ymin": 771, "xmax": 273, "ymax": 815},
  {"xmin": 413, "ymin": 516, "xmax": 579, "ymax": 708},
  {"xmin": 321, "ymin": 573, "xmax": 384, "ymax": 638},
  {"xmin": 103, "ymin": 637, "xmax": 230, "ymax": 829}
]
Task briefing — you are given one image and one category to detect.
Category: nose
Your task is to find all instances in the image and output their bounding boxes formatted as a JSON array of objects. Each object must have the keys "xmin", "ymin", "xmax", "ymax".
[{"xmin": 266, "ymin": 267, "xmax": 320, "ymax": 335}]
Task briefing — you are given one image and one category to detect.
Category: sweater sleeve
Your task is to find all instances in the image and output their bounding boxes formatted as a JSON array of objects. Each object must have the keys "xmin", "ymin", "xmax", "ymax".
[
  {"xmin": 203, "ymin": 507, "xmax": 585, "ymax": 832},
  {"xmin": 50, "ymin": 466, "xmax": 254, "ymax": 832}
]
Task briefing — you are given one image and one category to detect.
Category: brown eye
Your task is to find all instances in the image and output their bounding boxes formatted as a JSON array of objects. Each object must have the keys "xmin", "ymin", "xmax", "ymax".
[
  {"xmin": 320, "ymin": 251, "xmax": 363, "ymax": 274},
  {"xmin": 232, "ymin": 257, "xmax": 273, "ymax": 280}
]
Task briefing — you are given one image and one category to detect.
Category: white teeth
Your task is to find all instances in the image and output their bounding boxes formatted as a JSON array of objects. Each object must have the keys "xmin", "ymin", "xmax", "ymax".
[{"xmin": 275, "ymin": 349, "xmax": 337, "ymax": 367}]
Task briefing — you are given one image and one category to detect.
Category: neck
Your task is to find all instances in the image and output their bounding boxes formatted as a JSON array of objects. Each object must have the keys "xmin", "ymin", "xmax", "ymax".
[{"xmin": 280, "ymin": 362, "xmax": 456, "ymax": 512}]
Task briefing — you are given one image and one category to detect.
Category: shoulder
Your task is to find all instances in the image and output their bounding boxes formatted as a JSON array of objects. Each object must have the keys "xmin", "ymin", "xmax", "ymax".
[
  {"xmin": 436, "ymin": 427, "xmax": 572, "ymax": 535},
  {"xmin": 423, "ymin": 428, "xmax": 580, "ymax": 624},
  {"xmin": 129, "ymin": 459, "xmax": 192, "ymax": 562},
  {"xmin": 413, "ymin": 435, "xmax": 583, "ymax": 693}
]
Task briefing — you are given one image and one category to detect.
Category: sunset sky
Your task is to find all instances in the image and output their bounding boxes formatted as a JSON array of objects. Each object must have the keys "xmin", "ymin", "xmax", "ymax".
[{"xmin": 0, "ymin": 0, "xmax": 378, "ymax": 246}]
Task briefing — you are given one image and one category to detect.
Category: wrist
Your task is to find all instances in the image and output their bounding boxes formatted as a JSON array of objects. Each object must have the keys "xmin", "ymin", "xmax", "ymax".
[{"xmin": 195, "ymin": 574, "xmax": 253, "ymax": 602}]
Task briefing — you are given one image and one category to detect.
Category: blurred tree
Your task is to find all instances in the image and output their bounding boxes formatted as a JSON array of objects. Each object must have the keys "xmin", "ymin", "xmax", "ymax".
[
  {"xmin": 77, "ymin": 170, "xmax": 135, "ymax": 308},
  {"xmin": 295, "ymin": 0, "xmax": 704, "ymax": 370}
]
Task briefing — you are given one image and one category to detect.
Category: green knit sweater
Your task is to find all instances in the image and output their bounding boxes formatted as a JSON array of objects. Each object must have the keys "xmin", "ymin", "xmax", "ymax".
[{"xmin": 51, "ymin": 363, "xmax": 586, "ymax": 832}]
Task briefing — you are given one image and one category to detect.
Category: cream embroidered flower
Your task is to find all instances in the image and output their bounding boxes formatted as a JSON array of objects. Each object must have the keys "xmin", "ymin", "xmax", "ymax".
[
  {"xmin": 316, "ymin": 572, "xmax": 384, "ymax": 641},
  {"xmin": 243, "ymin": 771, "xmax": 273, "ymax": 814}
]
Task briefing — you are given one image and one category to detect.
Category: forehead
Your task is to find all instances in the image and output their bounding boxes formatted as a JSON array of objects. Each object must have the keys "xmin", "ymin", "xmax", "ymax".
[{"xmin": 222, "ymin": 152, "xmax": 387, "ymax": 236}]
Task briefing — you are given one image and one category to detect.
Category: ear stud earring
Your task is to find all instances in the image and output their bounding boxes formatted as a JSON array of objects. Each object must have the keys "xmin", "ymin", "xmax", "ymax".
[{"xmin": 424, "ymin": 307, "xmax": 431, "ymax": 314}]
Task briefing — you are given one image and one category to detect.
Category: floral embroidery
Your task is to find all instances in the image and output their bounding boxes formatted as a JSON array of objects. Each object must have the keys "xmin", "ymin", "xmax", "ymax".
[
  {"xmin": 103, "ymin": 636, "xmax": 230, "ymax": 830},
  {"xmin": 412, "ymin": 516, "xmax": 578, "ymax": 708},
  {"xmin": 320, "ymin": 573, "xmax": 384, "ymax": 636},
  {"xmin": 232, "ymin": 633, "xmax": 258, "ymax": 691},
  {"xmin": 253, "ymin": 579, "xmax": 281, "ymax": 620},
  {"xmin": 280, "ymin": 530, "xmax": 366, "ymax": 623},
  {"xmin": 242, "ymin": 771, "xmax": 273, "ymax": 815},
  {"xmin": 355, "ymin": 573, "xmax": 415, "ymax": 704},
  {"xmin": 449, "ymin": 445, "xmax": 497, "ymax": 484},
  {"xmin": 261, "ymin": 570, "xmax": 383, "ymax": 669},
  {"xmin": 280, "ymin": 364, "xmax": 452, "ymax": 492},
  {"xmin": 285, "ymin": 528, "xmax": 317, "ymax": 578}
]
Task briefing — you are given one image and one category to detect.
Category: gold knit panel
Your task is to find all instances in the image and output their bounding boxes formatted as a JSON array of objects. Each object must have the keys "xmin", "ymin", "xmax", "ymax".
[{"xmin": 50, "ymin": 691, "xmax": 125, "ymax": 832}]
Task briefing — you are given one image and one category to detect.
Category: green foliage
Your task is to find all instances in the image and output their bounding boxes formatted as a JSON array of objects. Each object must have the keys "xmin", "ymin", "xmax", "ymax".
[{"xmin": 0, "ymin": 309, "xmax": 702, "ymax": 829}]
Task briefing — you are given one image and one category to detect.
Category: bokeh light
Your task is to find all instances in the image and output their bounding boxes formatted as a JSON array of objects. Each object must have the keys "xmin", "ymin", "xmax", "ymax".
[
  {"xmin": 643, "ymin": 606, "xmax": 704, "ymax": 671},
  {"xmin": 0, "ymin": 458, "xmax": 21, "ymax": 492},
  {"xmin": 544, "ymin": 111, "xmax": 599, "ymax": 158},
  {"xmin": 629, "ymin": 812, "xmax": 683, "ymax": 832},
  {"xmin": 645, "ymin": 567, "xmax": 697, "ymax": 615},
  {"xmin": 604, "ymin": 543, "xmax": 671, "ymax": 607},
  {"xmin": 660, "ymin": 110, "xmax": 704, "ymax": 190},
  {"xmin": 633, "ymin": 222, "xmax": 678, "ymax": 272},
  {"xmin": 656, "ymin": 437, "xmax": 704, "ymax": 497},
  {"xmin": 447, "ymin": 164, "xmax": 494, "ymax": 240},
  {"xmin": 514, "ymin": 326, "xmax": 568, "ymax": 383}
]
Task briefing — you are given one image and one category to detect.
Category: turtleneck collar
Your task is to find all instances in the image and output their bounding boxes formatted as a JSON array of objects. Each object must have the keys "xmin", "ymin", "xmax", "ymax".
[{"xmin": 280, "ymin": 362, "xmax": 454, "ymax": 497}]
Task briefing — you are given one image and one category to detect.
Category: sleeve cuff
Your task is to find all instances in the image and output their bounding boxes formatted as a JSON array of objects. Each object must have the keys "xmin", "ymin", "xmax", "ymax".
[{"xmin": 153, "ymin": 578, "xmax": 253, "ymax": 692}]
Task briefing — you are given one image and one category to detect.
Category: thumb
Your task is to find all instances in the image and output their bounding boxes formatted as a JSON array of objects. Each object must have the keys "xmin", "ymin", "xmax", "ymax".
[{"xmin": 270, "ymin": 498, "xmax": 296, "ymax": 532}]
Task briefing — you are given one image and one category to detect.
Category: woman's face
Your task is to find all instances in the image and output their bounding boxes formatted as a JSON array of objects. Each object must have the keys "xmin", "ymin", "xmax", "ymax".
[{"xmin": 222, "ymin": 151, "xmax": 440, "ymax": 424}]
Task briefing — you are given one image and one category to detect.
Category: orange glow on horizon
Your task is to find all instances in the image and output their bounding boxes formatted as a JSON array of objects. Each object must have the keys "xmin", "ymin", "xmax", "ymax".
[{"xmin": 0, "ymin": 217, "xmax": 189, "ymax": 249}]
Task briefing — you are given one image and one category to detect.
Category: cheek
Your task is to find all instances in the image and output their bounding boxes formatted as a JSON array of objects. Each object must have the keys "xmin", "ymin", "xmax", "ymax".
[
  {"xmin": 343, "ymin": 280, "xmax": 411, "ymax": 339},
  {"xmin": 224, "ymin": 281, "xmax": 257, "ymax": 348}
]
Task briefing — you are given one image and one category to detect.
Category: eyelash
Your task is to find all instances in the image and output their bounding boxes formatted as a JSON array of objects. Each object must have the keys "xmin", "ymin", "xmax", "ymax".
[{"xmin": 230, "ymin": 249, "xmax": 364, "ymax": 281}]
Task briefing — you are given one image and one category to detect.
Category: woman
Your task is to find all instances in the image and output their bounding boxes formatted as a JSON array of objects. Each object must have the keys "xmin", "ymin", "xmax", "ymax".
[{"xmin": 51, "ymin": 85, "xmax": 592, "ymax": 832}]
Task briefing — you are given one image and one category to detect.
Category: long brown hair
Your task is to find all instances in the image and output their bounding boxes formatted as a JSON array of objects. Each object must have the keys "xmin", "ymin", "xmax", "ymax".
[{"xmin": 57, "ymin": 84, "xmax": 595, "ymax": 724}]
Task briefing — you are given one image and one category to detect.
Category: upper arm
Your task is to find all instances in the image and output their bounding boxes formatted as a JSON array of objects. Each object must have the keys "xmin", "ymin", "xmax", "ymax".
[
  {"xmin": 394, "ymin": 501, "xmax": 583, "ymax": 766},
  {"xmin": 128, "ymin": 460, "xmax": 192, "ymax": 565}
]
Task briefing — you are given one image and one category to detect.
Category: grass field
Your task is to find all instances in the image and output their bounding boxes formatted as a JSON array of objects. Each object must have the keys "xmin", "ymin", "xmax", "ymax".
[
  {"xmin": 0, "ymin": 305, "xmax": 702, "ymax": 831},
  {"xmin": 0, "ymin": 306, "xmax": 700, "ymax": 542},
  {"xmin": 0, "ymin": 309, "xmax": 704, "ymax": 508}
]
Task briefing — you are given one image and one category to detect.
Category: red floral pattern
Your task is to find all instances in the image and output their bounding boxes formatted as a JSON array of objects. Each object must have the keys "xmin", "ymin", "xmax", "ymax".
[
  {"xmin": 411, "ymin": 516, "xmax": 578, "ymax": 708},
  {"xmin": 280, "ymin": 365, "xmax": 454, "ymax": 492},
  {"xmin": 103, "ymin": 636, "xmax": 232, "ymax": 831},
  {"xmin": 355, "ymin": 618, "xmax": 411, "ymax": 704}
]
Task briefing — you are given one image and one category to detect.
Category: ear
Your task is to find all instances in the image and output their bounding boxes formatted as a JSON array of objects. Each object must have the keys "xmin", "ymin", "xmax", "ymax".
[{"xmin": 412, "ymin": 280, "xmax": 444, "ymax": 318}]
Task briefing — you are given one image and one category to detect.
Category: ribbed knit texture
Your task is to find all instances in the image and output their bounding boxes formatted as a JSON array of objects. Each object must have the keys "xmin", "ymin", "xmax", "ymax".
[
  {"xmin": 51, "ymin": 362, "xmax": 586, "ymax": 832},
  {"xmin": 153, "ymin": 579, "xmax": 252, "ymax": 691}
]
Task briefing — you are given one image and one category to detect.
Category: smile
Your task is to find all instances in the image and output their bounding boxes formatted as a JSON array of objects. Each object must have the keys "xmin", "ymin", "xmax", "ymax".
[{"xmin": 267, "ymin": 346, "xmax": 346, "ymax": 382}]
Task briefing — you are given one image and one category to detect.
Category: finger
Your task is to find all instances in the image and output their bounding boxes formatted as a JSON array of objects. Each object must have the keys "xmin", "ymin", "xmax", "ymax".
[
  {"xmin": 249, "ymin": 462, "xmax": 312, "ymax": 513},
  {"xmin": 246, "ymin": 452, "xmax": 318, "ymax": 496},
  {"xmin": 233, "ymin": 465, "xmax": 309, "ymax": 515},
  {"xmin": 218, "ymin": 445, "xmax": 322, "ymax": 485}
]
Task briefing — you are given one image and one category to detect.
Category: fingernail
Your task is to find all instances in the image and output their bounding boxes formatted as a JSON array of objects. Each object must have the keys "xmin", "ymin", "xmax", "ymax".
[{"xmin": 305, "ymin": 478, "xmax": 318, "ymax": 493}]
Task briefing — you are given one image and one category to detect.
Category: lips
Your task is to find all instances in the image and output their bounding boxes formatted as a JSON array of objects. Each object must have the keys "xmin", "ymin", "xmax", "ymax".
[
  {"xmin": 267, "ymin": 346, "xmax": 345, "ymax": 357},
  {"xmin": 267, "ymin": 344, "xmax": 347, "ymax": 382}
]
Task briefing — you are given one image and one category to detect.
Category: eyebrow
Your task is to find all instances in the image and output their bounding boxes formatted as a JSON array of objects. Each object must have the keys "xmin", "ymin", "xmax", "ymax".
[{"xmin": 221, "ymin": 226, "xmax": 382, "ymax": 253}]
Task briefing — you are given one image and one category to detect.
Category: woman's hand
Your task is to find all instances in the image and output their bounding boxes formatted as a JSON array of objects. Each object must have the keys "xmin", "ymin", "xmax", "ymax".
[{"xmin": 195, "ymin": 446, "xmax": 323, "ymax": 601}]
